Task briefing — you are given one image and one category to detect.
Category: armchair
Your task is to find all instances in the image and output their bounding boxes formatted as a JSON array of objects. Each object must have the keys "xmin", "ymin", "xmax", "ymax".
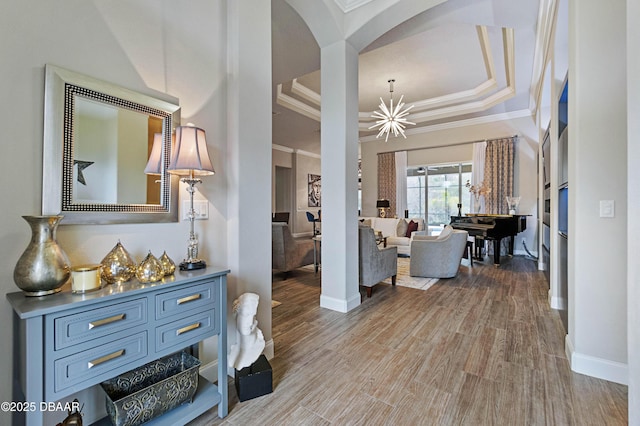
[
  {"xmin": 409, "ymin": 227, "xmax": 469, "ymax": 278},
  {"xmin": 359, "ymin": 226, "xmax": 397, "ymax": 297},
  {"xmin": 272, "ymin": 223, "xmax": 315, "ymax": 279}
]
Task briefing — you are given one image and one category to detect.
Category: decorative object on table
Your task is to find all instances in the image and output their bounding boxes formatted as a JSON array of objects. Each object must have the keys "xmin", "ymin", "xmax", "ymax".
[
  {"xmin": 167, "ymin": 124, "xmax": 215, "ymax": 271},
  {"xmin": 54, "ymin": 399, "xmax": 83, "ymax": 426},
  {"xmin": 368, "ymin": 79, "xmax": 416, "ymax": 142},
  {"xmin": 307, "ymin": 174, "xmax": 321, "ymax": 207},
  {"xmin": 376, "ymin": 199, "xmax": 390, "ymax": 218},
  {"xmin": 13, "ymin": 215, "xmax": 71, "ymax": 296},
  {"xmin": 159, "ymin": 251, "xmax": 176, "ymax": 276},
  {"xmin": 100, "ymin": 240, "xmax": 136, "ymax": 284},
  {"xmin": 136, "ymin": 251, "xmax": 164, "ymax": 283},
  {"xmin": 71, "ymin": 264, "xmax": 102, "ymax": 293},
  {"xmin": 506, "ymin": 196, "xmax": 521, "ymax": 214},
  {"xmin": 229, "ymin": 293, "xmax": 265, "ymax": 370},
  {"xmin": 466, "ymin": 179, "xmax": 492, "ymax": 213},
  {"xmin": 101, "ymin": 351, "xmax": 200, "ymax": 426}
]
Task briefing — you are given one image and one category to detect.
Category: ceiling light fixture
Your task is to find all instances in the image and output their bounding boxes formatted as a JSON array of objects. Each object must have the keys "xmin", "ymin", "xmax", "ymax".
[{"xmin": 369, "ymin": 79, "xmax": 415, "ymax": 142}]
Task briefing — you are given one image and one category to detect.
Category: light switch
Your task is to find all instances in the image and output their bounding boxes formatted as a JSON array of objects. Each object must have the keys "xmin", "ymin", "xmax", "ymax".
[
  {"xmin": 600, "ymin": 200, "xmax": 615, "ymax": 218},
  {"xmin": 183, "ymin": 200, "xmax": 209, "ymax": 220}
]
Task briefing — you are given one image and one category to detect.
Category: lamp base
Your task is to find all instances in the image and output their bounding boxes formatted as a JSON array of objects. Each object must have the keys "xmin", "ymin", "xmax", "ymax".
[{"xmin": 179, "ymin": 260, "xmax": 207, "ymax": 271}]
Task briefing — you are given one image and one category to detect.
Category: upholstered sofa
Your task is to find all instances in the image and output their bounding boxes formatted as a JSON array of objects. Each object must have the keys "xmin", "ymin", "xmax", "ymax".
[
  {"xmin": 359, "ymin": 226, "xmax": 397, "ymax": 297},
  {"xmin": 359, "ymin": 217, "xmax": 426, "ymax": 256},
  {"xmin": 272, "ymin": 223, "xmax": 315, "ymax": 278},
  {"xmin": 409, "ymin": 225, "xmax": 469, "ymax": 278}
]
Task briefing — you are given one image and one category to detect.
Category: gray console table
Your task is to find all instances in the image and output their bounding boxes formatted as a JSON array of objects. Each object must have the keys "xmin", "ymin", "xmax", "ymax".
[{"xmin": 7, "ymin": 268, "xmax": 229, "ymax": 426}]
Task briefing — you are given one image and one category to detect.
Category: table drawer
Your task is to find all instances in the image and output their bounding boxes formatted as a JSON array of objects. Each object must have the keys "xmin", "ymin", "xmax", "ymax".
[
  {"xmin": 54, "ymin": 298, "xmax": 147, "ymax": 351},
  {"xmin": 156, "ymin": 309, "xmax": 218, "ymax": 352},
  {"xmin": 54, "ymin": 331, "xmax": 147, "ymax": 393},
  {"xmin": 155, "ymin": 280, "xmax": 216, "ymax": 320}
]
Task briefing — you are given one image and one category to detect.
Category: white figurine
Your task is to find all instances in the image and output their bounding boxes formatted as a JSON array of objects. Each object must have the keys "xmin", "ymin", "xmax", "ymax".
[{"xmin": 228, "ymin": 292, "xmax": 265, "ymax": 370}]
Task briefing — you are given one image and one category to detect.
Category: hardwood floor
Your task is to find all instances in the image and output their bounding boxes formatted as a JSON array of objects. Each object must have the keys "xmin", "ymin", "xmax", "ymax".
[{"xmin": 190, "ymin": 256, "xmax": 627, "ymax": 425}]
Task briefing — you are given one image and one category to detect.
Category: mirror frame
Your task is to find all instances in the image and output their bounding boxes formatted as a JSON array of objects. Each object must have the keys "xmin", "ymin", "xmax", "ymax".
[{"xmin": 42, "ymin": 64, "xmax": 180, "ymax": 224}]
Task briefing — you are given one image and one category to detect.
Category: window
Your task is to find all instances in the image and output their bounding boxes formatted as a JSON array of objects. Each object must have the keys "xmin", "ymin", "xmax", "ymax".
[{"xmin": 407, "ymin": 163, "xmax": 472, "ymax": 230}]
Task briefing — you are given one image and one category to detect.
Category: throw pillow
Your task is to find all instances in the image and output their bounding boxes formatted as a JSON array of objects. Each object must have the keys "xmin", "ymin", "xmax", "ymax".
[
  {"xmin": 437, "ymin": 225, "xmax": 453, "ymax": 240},
  {"xmin": 362, "ymin": 219, "xmax": 372, "ymax": 227},
  {"xmin": 396, "ymin": 219, "xmax": 408, "ymax": 237},
  {"xmin": 405, "ymin": 220, "xmax": 418, "ymax": 237}
]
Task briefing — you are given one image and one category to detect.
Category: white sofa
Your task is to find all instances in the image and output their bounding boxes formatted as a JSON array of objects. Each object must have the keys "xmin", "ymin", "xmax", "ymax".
[{"xmin": 359, "ymin": 217, "xmax": 426, "ymax": 256}]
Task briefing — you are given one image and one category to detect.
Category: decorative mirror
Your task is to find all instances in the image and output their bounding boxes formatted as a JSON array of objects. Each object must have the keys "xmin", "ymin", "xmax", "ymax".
[{"xmin": 42, "ymin": 65, "xmax": 180, "ymax": 224}]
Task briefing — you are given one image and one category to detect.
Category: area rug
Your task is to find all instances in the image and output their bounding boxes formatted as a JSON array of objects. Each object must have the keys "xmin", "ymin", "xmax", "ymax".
[
  {"xmin": 272, "ymin": 300, "xmax": 282, "ymax": 308},
  {"xmin": 382, "ymin": 257, "xmax": 439, "ymax": 291}
]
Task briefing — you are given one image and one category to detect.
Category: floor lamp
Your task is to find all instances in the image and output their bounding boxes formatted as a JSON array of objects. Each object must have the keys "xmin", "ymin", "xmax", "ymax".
[{"xmin": 168, "ymin": 124, "xmax": 215, "ymax": 270}]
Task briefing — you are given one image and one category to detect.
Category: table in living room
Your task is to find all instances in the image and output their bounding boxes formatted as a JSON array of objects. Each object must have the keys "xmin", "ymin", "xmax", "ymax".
[{"xmin": 312, "ymin": 235, "xmax": 321, "ymax": 273}]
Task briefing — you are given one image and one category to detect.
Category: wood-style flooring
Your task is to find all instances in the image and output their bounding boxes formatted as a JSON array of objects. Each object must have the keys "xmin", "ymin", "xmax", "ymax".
[{"xmin": 189, "ymin": 256, "xmax": 627, "ymax": 425}]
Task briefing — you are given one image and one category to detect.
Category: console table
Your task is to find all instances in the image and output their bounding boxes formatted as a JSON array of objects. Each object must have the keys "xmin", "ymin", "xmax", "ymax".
[{"xmin": 7, "ymin": 268, "xmax": 229, "ymax": 426}]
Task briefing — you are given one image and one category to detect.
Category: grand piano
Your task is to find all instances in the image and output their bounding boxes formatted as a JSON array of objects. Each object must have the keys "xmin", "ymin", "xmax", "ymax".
[{"xmin": 450, "ymin": 214, "xmax": 527, "ymax": 266}]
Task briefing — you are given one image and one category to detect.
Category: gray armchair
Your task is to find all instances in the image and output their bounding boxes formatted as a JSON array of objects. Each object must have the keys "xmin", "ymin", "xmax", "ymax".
[
  {"xmin": 359, "ymin": 226, "xmax": 397, "ymax": 297},
  {"xmin": 272, "ymin": 223, "xmax": 315, "ymax": 278},
  {"xmin": 409, "ymin": 227, "xmax": 469, "ymax": 278}
]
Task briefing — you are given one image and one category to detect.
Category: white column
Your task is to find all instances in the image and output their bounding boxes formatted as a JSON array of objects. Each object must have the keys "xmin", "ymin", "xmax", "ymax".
[
  {"xmin": 226, "ymin": 0, "xmax": 273, "ymax": 357},
  {"xmin": 319, "ymin": 40, "xmax": 361, "ymax": 312}
]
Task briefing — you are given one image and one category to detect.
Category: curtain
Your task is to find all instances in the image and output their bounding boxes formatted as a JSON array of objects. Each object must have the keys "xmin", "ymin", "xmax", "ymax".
[
  {"xmin": 484, "ymin": 137, "xmax": 515, "ymax": 214},
  {"xmin": 471, "ymin": 141, "xmax": 487, "ymax": 213},
  {"xmin": 484, "ymin": 136, "xmax": 515, "ymax": 255},
  {"xmin": 377, "ymin": 152, "xmax": 396, "ymax": 217},
  {"xmin": 395, "ymin": 151, "xmax": 407, "ymax": 217}
]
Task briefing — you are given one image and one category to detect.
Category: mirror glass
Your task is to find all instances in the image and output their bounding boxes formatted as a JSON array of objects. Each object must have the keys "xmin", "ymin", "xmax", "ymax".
[{"xmin": 43, "ymin": 65, "xmax": 180, "ymax": 224}]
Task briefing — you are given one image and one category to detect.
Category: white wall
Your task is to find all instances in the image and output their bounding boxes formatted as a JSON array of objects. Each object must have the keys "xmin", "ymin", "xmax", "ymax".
[
  {"xmin": 627, "ymin": 0, "xmax": 640, "ymax": 419},
  {"xmin": 360, "ymin": 114, "xmax": 539, "ymax": 255},
  {"xmin": 567, "ymin": 0, "xmax": 627, "ymax": 384},
  {"xmin": 0, "ymin": 1, "xmax": 230, "ymax": 424}
]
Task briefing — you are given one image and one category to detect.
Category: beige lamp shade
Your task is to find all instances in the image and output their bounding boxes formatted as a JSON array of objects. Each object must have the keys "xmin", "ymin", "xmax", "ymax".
[
  {"xmin": 144, "ymin": 133, "xmax": 164, "ymax": 175},
  {"xmin": 168, "ymin": 125, "xmax": 215, "ymax": 176}
]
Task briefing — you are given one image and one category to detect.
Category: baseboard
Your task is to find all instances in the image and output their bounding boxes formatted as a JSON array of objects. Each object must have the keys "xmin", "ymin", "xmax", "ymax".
[
  {"xmin": 565, "ymin": 336, "xmax": 628, "ymax": 385},
  {"xmin": 200, "ymin": 339, "xmax": 275, "ymax": 381},
  {"xmin": 320, "ymin": 293, "xmax": 361, "ymax": 312},
  {"xmin": 549, "ymin": 290, "xmax": 566, "ymax": 310},
  {"xmin": 292, "ymin": 232, "xmax": 314, "ymax": 238}
]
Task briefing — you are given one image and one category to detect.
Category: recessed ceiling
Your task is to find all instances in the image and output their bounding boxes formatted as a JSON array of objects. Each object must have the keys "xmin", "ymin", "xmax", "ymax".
[{"xmin": 272, "ymin": 0, "xmax": 549, "ymax": 153}]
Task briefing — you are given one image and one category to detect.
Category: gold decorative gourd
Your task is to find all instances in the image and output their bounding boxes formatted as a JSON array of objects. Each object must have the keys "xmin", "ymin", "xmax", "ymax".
[
  {"xmin": 159, "ymin": 251, "xmax": 176, "ymax": 276},
  {"xmin": 136, "ymin": 251, "xmax": 164, "ymax": 283},
  {"xmin": 100, "ymin": 241, "xmax": 136, "ymax": 284}
]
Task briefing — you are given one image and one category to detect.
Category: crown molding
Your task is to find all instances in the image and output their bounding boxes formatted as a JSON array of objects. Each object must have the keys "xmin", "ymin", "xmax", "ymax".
[
  {"xmin": 358, "ymin": 109, "xmax": 532, "ymax": 142},
  {"xmin": 272, "ymin": 144, "xmax": 295, "ymax": 153},
  {"xmin": 333, "ymin": 0, "xmax": 374, "ymax": 13},
  {"xmin": 295, "ymin": 149, "xmax": 322, "ymax": 159},
  {"xmin": 277, "ymin": 25, "xmax": 516, "ymax": 128}
]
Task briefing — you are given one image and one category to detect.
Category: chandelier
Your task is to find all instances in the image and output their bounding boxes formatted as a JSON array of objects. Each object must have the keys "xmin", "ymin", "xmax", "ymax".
[{"xmin": 369, "ymin": 79, "xmax": 415, "ymax": 142}]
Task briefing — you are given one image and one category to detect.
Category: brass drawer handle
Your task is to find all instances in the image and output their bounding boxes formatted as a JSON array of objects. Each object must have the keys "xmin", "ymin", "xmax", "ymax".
[
  {"xmin": 177, "ymin": 294, "xmax": 201, "ymax": 305},
  {"xmin": 177, "ymin": 322, "xmax": 201, "ymax": 336},
  {"xmin": 89, "ymin": 313, "xmax": 126, "ymax": 329},
  {"xmin": 87, "ymin": 349, "xmax": 125, "ymax": 369}
]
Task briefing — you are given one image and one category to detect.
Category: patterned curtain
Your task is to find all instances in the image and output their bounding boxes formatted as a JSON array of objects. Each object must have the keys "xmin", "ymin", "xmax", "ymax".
[
  {"xmin": 484, "ymin": 137, "xmax": 515, "ymax": 214},
  {"xmin": 377, "ymin": 152, "xmax": 396, "ymax": 217}
]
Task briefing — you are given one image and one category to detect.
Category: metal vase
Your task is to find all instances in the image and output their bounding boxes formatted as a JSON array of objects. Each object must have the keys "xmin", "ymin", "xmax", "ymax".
[{"xmin": 13, "ymin": 215, "xmax": 71, "ymax": 296}]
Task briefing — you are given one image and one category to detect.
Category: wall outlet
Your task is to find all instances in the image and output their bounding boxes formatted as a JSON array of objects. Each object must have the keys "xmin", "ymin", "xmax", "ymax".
[{"xmin": 183, "ymin": 200, "xmax": 209, "ymax": 220}]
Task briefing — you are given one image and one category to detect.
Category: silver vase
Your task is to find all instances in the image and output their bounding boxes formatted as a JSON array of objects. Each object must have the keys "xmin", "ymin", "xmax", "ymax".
[{"xmin": 13, "ymin": 215, "xmax": 71, "ymax": 296}]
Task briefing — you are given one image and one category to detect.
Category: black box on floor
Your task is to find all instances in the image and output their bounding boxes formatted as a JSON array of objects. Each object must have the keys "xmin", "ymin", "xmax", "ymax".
[{"xmin": 235, "ymin": 354, "xmax": 273, "ymax": 402}]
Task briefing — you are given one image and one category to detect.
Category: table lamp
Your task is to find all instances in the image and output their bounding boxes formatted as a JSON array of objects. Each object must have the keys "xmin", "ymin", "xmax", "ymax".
[
  {"xmin": 168, "ymin": 124, "xmax": 215, "ymax": 270},
  {"xmin": 376, "ymin": 199, "xmax": 390, "ymax": 218}
]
